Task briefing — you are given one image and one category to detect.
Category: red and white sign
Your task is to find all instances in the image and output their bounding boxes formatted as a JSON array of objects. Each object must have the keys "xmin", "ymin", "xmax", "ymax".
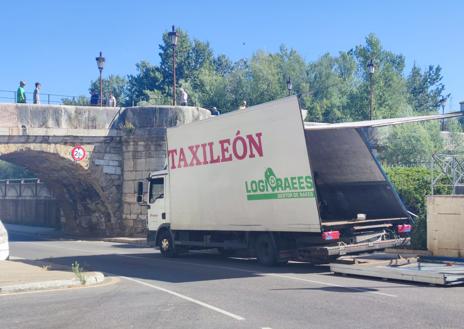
[{"xmin": 71, "ymin": 145, "xmax": 86, "ymax": 161}]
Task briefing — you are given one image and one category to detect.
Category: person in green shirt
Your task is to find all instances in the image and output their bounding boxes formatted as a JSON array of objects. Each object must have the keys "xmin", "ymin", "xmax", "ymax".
[{"xmin": 17, "ymin": 81, "xmax": 26, "ymax": 103}]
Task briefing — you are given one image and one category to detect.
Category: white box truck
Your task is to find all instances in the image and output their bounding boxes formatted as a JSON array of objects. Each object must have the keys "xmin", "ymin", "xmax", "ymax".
[{"xmin": 137, "ymin": 96, "xmax": 417, "ymax": 265}]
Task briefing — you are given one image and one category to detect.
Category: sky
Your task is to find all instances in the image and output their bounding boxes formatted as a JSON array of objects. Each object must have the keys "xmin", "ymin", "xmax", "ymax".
[{"xmin": 1, "ymin": 0, "xmax": 463, "ymax": 110}]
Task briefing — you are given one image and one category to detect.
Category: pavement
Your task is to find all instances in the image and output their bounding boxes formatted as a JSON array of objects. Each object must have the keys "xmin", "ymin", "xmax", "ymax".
[
  {"xmin": 2, "ymin": 225, "xmax": 464, "ymax": 329},
  {"xmin": 1, "ymin": 224, "xmax": 106, "ymax": 294},
  {"xmin": 0, "ymin": 259, "xmax": 104, "ymax": 293}
]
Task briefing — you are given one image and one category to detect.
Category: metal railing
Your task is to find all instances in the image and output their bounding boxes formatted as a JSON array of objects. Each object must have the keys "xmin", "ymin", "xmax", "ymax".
[
  {"xmin": 0, "ymin": 178, "xmax": 54, "ymax": 199},
  {"xmin": 0, "ymin": 89, "xmax": 80, "ymax": 105}
]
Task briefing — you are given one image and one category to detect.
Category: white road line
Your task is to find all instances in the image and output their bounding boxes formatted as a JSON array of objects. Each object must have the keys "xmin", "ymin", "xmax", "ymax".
[
  {"xmin": 121, "ymin": 276, "xmax": 245, "ymax": 321},
  {"xmin": 118, "ymin": 256, "xmax": 398, "ymax": 298},
  {"xmin": 15, "ymin": 242, "xmax": 397, "ymax": 298},
  {"xmin": 264, "ymin": 273, "xmax": 397, "ymax": 298}
]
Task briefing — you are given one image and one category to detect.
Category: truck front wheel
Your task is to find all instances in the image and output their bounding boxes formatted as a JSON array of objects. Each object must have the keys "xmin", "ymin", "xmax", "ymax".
[
  {"xmin": 159, "ymin": 230, "xmax": 176, "ymax": 258},
  {"xmin": 255, "ymin": 234, "xmax": 278, "ymax": 266}
]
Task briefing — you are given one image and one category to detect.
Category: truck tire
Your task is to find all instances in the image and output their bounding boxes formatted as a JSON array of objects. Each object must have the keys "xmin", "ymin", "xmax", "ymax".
[
  {"xmin": 255, "ymin": 234, "xmax": 278, "ymax": 266},
  {"xmin": 159, "ymin": 230, "xmax": 177, "ymax": 258}
]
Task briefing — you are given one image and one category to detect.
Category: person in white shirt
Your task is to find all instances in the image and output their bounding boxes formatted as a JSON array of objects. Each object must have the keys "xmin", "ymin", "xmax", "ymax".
[
  {"xmin": 33, "ymin": 82, "xmax": 41, "ymax": 104},
  {"xmin": 107, "ymin": 92, "xmax": 117, "ymax": 107},
  {"xmin": 179, "ymin": 87, "xmax": 188, "ymax": 106},
  {"xmin": 239, "ymin": 100, "xmax": 247, "ymax": 110}
]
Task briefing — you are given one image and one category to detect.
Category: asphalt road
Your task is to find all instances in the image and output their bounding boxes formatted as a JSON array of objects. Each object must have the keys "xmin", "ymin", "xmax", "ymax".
[{"xmin": 2, "ymin": 229, "xmax": 464, "ymax": 329}]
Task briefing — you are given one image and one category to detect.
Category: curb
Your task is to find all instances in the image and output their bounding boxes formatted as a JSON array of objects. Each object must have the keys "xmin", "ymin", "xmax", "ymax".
[
  {"xmin": 0, "ymin": 272, "xmax": 105, "ymax": 294},
  {"xmin": 103, "ymin": 237, "xmax": 148, "ymax": 246}
]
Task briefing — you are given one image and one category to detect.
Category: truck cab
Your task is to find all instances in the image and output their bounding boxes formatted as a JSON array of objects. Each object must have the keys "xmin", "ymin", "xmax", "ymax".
[{"xmin": 143, "ymin": 171, "xmax": 171, "ymax": 252}]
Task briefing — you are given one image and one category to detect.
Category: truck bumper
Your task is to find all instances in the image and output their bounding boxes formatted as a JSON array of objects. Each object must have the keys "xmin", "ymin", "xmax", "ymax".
[{"xmin": 297, "ymin": 237, "xmax": 410, "ymax": 262}]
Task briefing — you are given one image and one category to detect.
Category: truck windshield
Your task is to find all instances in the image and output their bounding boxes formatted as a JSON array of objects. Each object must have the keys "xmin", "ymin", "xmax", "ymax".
[{"xmin": 149, "ymin": 177, "xmax": 164, "ymax": 204}]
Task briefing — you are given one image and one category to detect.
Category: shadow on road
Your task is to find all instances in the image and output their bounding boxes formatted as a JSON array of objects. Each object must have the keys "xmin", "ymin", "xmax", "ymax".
[{"xmin": 24, "ymin": 251, "xmax": 330, "ymax": 284}]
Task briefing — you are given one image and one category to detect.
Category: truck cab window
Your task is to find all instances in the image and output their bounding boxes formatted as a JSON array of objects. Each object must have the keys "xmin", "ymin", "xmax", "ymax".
[{"xmin": 149, "ymin": 177, "xmax": 164, "ymax": 204}]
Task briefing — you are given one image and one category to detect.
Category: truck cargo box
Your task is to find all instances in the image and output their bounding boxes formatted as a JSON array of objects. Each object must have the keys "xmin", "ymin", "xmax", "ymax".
[{"xmin": 166, "ymin": 97, "xmax": 408, "ymax": 233}]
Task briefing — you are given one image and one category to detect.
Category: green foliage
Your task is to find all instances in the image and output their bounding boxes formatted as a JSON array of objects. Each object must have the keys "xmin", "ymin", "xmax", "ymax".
[
  {"xmin": 127, "ymin": 61, "xmax": 164, "ymax": 105},
  {"xmin": 84, "ymin": 29, "xmax": 451, "ymax": 162},
  {"xmin": 61, "ymin": 95, "xmax": 90, "ymax": 106},
  {"xmin": 407, "ymin": 64, "xmax": 446, "ymax": 113},
  {"xmin": 378, "ymin": 122, "xmax": 443, "ymax": 166},
  {"xmin": 71, "ymin": 261, "xmax": 86, "ymax": 285},
  {"xmin": 89, "ymin": 74, "xmax": 128, "ymax": 106},
  {"xmin": 0, "ymin": 160, "xmax": 33, "ymax": 179},
  {"xmin": 385, "ymin": 166, "xmax": 450, "ymax": 249}
]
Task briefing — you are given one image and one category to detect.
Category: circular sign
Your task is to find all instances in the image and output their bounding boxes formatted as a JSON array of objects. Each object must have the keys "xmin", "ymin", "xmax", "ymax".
[{"xmin": 71, "ymin": 145, "xmax": 86, "ymax": 161}]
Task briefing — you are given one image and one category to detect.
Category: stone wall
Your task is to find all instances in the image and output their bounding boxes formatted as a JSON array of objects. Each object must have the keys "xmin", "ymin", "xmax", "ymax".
[
  {"xmin": 0, "ymin": 103, "xmax": 210, "ymax": 236},
  {"xmin": 115, "ymin": 106, "xmax": 211, "ymax": 235}
]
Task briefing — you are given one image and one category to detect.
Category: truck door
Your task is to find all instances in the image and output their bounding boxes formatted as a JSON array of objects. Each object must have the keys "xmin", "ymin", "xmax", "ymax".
[{"xmin": 148, "ymin": 176, "xmax": 166, "ymax": 230}]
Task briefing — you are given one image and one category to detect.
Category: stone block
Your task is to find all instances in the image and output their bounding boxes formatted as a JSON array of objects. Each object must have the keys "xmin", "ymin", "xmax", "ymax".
[
  {"xmin": 123, "ymin": 160, "xmax": 134, "ymax": 171},
  {"xmin": 134, "ymin": 159, "xmax": 148, "ymax": 171},
  {"xmin": 122, "ymin": 181, "xmax": 135, "ymax": 194},
  {"xmin": 122, "ymin": 219, "xmax": 134, "ymax": 228},
  {"xmin": 103, "ymin": 166, "xmax": 121, "ymax": 175},
  {"xmin": 104, "ymin": 153, "xmax": 122, "ymax": 161}
]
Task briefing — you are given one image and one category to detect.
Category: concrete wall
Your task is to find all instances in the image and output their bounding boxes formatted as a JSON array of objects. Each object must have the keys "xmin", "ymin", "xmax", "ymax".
[
  {"xmin": 427, "ymin": 195, "xmax": 464, "ymax": 257},
  {"xmin": 0, "ymin": 199, "xmax": 60, "ymax": 227},
  {"xmin": 0, "ymin": 179, "xmax": 60, "ymax": 227}
]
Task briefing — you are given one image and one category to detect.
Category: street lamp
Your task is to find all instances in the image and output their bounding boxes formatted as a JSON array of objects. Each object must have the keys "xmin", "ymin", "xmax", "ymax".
[
  {"xmin": 95, "ymin": 51, "xmax": 105, "ymax": 107},
  {"xmin": 367, "ymin": 59, "xmax": 375, "ymax": 120},
  {"xmin": 168, "ymin": 25, "xmax": 179, "ymax": 106},
  {"xmin": 439, "ymin": 97, "xmax": 447, "ymax": 131},
  {"xmin": 286, "ymin": 77, "xmax": 293, "ymax": 96}
]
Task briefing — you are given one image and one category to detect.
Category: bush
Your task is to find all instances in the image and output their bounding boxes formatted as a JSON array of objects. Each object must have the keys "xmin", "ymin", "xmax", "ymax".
[
  {"xmin": 385, "ymin": 166, "xmax": 450, "ymax": 249},
  {"xmin": 0, "ymin": 161, "xmax": 33, "ymax": 179}
]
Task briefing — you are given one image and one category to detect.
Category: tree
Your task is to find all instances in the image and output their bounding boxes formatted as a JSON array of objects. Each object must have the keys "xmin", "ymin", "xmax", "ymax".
[
  {"xmin": 61, "ymin": 95, "xmax": 90, "ymax": 106},
  {"xmin": 89, "ymin": 74, "xmax": 128, "ymax": 106},
  {"xmin": 307, "ymin": 52, "xmax": 357, "ymax": 122},
  {"xmin": 378, "ymin": 122, "xmax": 442, "ymax": 166},
  {"xmin": 126, "ymin": 61, "xmax": 164, "ymax": 105},
  {"xmin": 0, "ymin": 161, "xmax": 33, "ymax": 179},
  {"xmin": 407, "ymin": 64, "xmax": 447, "ymax": 114},
  {"xmin": 353, "ymin": 34, "xmax": 409, "ymax": 120}
]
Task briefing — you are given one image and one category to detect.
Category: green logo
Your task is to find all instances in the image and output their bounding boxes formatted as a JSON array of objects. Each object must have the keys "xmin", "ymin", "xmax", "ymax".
[{"xmin": 245, "ymin": 167, "xmax": 315, "ymax": 201}]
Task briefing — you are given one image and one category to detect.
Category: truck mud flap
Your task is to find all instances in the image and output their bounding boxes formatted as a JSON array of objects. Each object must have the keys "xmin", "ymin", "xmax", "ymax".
[{"xmin": 298, "ymin": 238, "xmax": 410, "ymax": 262}]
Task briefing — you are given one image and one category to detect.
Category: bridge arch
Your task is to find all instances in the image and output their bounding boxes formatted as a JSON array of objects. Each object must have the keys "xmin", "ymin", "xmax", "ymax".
[{"xmin": 0, "ymin": 148, "xmax": 118, "ymax": 235}]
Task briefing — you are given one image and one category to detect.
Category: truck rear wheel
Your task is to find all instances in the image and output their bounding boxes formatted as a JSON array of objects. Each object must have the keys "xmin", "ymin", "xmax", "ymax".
[
  {"xmin": 159, "ymin": 230, "xmax": 176, "ymax": 258},
  {"xmin": 255, "ymin": 234, "xmax": 278, "ymax": 266}
]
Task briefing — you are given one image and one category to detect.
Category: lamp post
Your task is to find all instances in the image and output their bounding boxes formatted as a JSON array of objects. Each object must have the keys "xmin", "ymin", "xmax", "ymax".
[
  {"xmin": 367, "ymin": 59, "xmax": 375, "ymax": 120},
  {"xmin": 95, "ymin": 51, "xmax": 105, "ymax": 107},
  {"xmin": 168, "ymin": 25, "xmax": 179, "ymax": 106},
  {"xmin": 286, "ymin": 77, "xmax": 293, "ymax": 96},
  {"xmin": 439, "ymin": 97, "xmax": 447, "ymax": 131}
]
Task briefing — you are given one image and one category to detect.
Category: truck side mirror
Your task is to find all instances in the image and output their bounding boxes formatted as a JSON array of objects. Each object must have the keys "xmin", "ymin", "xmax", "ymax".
[{"xmin": 136, "ymin": 181, "xmax": 144, "ymax": 203}]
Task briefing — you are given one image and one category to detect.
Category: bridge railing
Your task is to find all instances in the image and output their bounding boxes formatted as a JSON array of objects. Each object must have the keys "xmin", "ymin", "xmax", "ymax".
[
  {"xmin": 0, "ymin": 89, "xmax": 82, "ymax": 105},
  {"xmin": 0, "ymin": 178, "xmax": 54, "ymax": 199}
]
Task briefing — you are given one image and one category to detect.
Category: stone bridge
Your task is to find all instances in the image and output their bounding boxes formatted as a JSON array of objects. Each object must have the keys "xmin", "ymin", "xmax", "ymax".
[{"xmin": 0, "ymin": 104, "xmax": 210, "ymax": 236}]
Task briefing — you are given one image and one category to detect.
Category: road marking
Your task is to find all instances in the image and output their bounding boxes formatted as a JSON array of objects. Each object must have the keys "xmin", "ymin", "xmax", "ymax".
[
  {"xmin": 264, "ymin": 273, "xmax": 397, "ymax": 298},
  {"xmin": 13, "ymin": 241, "xmax": 397, "ymax": 298},
  {"xmin": 121, "ymin": 276, "xmax": 245, "ymax": 321},
  {"xmin": 117, "ymin": 255, "xmax": 398, "ymax": 298}
]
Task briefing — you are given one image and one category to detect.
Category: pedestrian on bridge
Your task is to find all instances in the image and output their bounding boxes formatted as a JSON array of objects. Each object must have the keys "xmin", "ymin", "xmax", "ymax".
[
  {"xmin": 107, "ymin": 92, "xmax": 117, "ymax": 107},
  {"xmin": 16, "ymin": 81, "xmax": 26, "ymax": 103},
  {"xmin": 33, "ymin": 82, "xmax": 41, "ymax": 104}
]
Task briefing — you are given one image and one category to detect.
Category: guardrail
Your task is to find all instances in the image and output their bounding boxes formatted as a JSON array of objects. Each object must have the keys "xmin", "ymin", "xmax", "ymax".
[
  {"xmin": 0, "ymin": 178, "xmax": 53, "ymax": 199},
  {"xmin": 0, "ymin": 89, "xmax": 81, "ymax": 105}
]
